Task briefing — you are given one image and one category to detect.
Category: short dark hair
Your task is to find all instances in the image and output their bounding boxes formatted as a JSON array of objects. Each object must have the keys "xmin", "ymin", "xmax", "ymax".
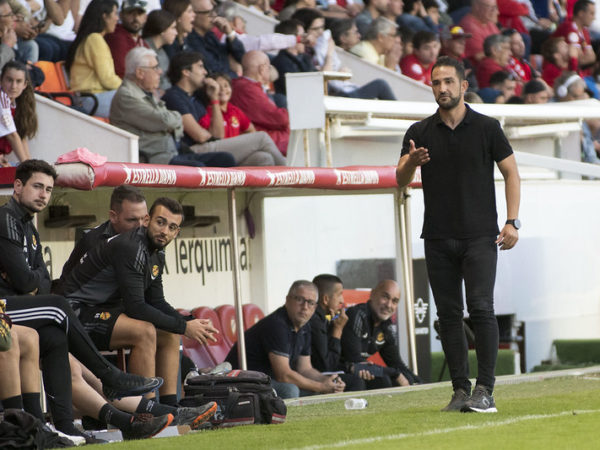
[
  {"xmin": 432, "ymin": 56, "xmax": 466, "ymax": 81},
  {"xmin": 413, "ymin": 30, "xmax": 438, "ymax": 49},
  {"xmin": 291, "ymin": 8, "xmax": 324, "ymax": 31},
  {"xmin": 489, "ymin": 70, "xmax": 511, "ymax": 86},
  {"xmin": 110, "ymin": 185, "xmax": 146, "ymax": 211},
  {"xmin": 162, "ymin": 0, "xmax": 190, "ymax": 19},
  {"xmin": 167, "ymin": 51, "xmax": 203, "ymax": 84},
  {"xmin": 15, "ymin": 159, "xmax": 57, "ymax": 185},
  {"xmin": 149, "ymin": 197, "xmax": 184, "ymax": 218},
  {"xmin": 573, "ymin": 0, "xmax": 593, "ymax": 16},
  {"xmin": 312, "ymin": 274, "xmax": 343, "ymax": 301},
  {"xmin": 330, "ymin": 18, "xmax": 355, "ymax": 46},
  {"xmin": 274, "ymin": 19, "xmax": 303, "ymax": 35}
]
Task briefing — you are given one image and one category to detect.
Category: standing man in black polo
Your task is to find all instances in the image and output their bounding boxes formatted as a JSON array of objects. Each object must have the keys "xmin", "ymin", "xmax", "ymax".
[{"xmin": 396, "ymin": 56, "xmax": 521, "ymax": 413}]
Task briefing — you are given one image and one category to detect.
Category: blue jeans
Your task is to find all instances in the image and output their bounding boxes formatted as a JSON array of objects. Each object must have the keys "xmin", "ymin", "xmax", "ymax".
[
  {"xmin": 36, "ymin": 34, "xmax": 71, "ymax": 62},
  {"xmin": 425, "ymin": 236, "xmax": 499, "ymax": 393},
  {"xmin": 339, "ymin": 79, "xmax": 396, "ymax": 101},
  {"xmin": 170, "ymin": 152, "xmax": 235, "ymax": 167}
]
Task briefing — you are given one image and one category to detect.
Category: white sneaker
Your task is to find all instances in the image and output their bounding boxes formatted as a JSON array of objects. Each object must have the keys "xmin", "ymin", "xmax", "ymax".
[{"xmin": 45, "ymin": 423, "xmax": 86, "ymax": 446}]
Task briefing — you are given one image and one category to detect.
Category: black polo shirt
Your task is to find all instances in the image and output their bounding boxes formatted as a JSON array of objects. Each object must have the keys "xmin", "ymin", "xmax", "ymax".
[
  {"xmin": 162, "ymin": 85, "xmax": 207, "ymax": 146},
  {"xmin": 226, "ymin": 306, "xmax": 311, "ymax": 377},
  {"xmin": 401, "ymin": 104, "xmax": 513, "ymax": 239}
]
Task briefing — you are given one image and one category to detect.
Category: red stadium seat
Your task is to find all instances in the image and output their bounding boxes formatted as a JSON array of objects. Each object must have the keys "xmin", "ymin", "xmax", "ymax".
[
  {"xmin": 342, "ymin": 289, "xmax": 370, "ymax": 307},
  {"xmin": 215, "ymin": 304, "xmax": 237, "ymax": 347},
  {"xmin": 179, "ymin": 309, "xmax": 216, "ymax": 369},
  {"xmin": 242, "ymin": 303, "xmax": 264, "ymax": 330},
  {"xmin": 192, "ymin": 307, "xmax": 232, "ymax": 364}
]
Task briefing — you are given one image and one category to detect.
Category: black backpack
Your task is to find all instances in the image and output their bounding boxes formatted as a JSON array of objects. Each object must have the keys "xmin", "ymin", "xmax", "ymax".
[{"xmin": 180, "ymin": 370, "xmax": 287, "ymax": 428}]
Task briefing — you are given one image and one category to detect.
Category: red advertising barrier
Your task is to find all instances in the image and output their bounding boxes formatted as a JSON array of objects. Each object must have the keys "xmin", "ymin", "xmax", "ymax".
[{"xmin": 54, "ymin": 163, "xmax": 422, "ymax": 191}]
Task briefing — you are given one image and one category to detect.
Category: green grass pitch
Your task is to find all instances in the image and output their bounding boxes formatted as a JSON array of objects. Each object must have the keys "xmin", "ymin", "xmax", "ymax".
[{"xmin": 97, "ymin": 371, "xmax": 600, "ymax": 449}]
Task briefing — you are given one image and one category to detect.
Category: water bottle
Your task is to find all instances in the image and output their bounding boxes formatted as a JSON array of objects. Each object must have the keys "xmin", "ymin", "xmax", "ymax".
[{"xmin": 344, "ymin": 398, "xmax": 368, "ymax": 410}]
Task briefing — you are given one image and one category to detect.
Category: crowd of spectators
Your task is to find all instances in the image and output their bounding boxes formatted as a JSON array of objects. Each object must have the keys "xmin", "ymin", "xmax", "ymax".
[{"xmin": 0, "ymin": 0, "xmax": 598, "ymax": 164}]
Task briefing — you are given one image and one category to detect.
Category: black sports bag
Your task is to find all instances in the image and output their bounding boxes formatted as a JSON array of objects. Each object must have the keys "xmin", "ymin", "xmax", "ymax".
[{"xmin": 180, "ymin": 370, "xmax": 287, "ymax": 427}]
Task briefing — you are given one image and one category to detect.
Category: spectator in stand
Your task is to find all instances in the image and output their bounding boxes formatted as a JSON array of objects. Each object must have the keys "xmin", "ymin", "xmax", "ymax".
[
  {"xmin": 200, "ymin": 73, "xmax": 258, "ymax": 138},
  {"xmin": 216, "ymin": 1, "xmax": 299, "ymax": 53},
  {"xmin": 162, "ymin": 0, "xmax": 195, "ymax": 57},
  {"xmin": 3, "ymin": 0, "xmax": 38, "ymax": 64},
  {"xmin": 356, "ymin": 0, "xmax": 390, "ymax": 37},
  {"xmin": 105, "ymin": 0, "xmax": 149, "ymax": 79},
  {"xmin": 496, "ymin": 0, "xmax": 530, "ymax": 54},
  {"xmin": 163, "ymin": 52, "xmax": 286, "ymax": 165},
  {"xmin": 185, "ymin": 0, "xmax": 244, "ymax": 78},
  {"xmin": 330, "ymin": 17, "xmax": 361, "ymax": 51},
  {"xmin": 459, "ymin": 0, "xmax": 500, "ymax": 66},
  {"xmin": 272, "ymin": 19, "xmax": 314, "ymax": 96},
  {"xmin": 397, "ymin": 0, "xmax": 439, "ymax": 33},
  {"xmin": 553, "ymin": 70, "xmax": 588, "ymax": 101},
  {"xmin": 142, "ymin": 9, "xmax": 178, "ymax": 92},
  {"xmin": 110, "ymin": 47, "xmax": 235, "ymax": 166},
  {"xmin": 291, "ymin": 11, "xmax": 397, "ymax": 99},
  {"xmin": 541, "ymin": 36, "xmax": 579, "ymax": 88},
  {"xmin": 383, "ymin": 0, "xmax": 403, "ymax": 23},
  {"xmin": 476, "ymin": 34, "xmax": 515, "ymax": 90},
  {"xmin": 502, "ymin": 28, "xmax": 534, "ymax": 84},
  {"xmin": 33, "ymin": 0, "xmax": 77, "ymax": 62},
  {"xmin": 552, "ymin": 0, "xmax": 595, "ymax": 77},
  {"xmin": 0, "ymin": 0, "xmax": 17, "ymax": 69},
  {"xmin": 477, "ymin": 70, "xmax": 516, "ymax": 102},
  {"xmin": 340, "ymin": 280, "xmax": 421, "ymax": 389},
  {"xmin": 230, "ymin": 50, "xmax": 290, "ymax": 155},
  {"xmin": 350, "ymin": 16, "xmax": 398, "ymax": 67},
  {"xmin": 65, "ymin": 0, "xmax": 122, "ymax": 118},
  {"xmin": 400, "ymin": 30, "xmax": 440, "ymax": 85},
  {"xmin": 226, "ymin": 280, "xmax": 347, "ymax": 399},
  {"xmin": 441, "ymin": 25, "xmax": 479, "ymax": 91},
  {"xmin": 0, "ymin": 61, "xmax": 34, "ymax": 165},
  {"xmin": 278, "ymin": 0, "xmax": 317, "ymax": 21},
  {"xmin": 522, "ymin": 78, "xmax": 551, "ymax": 103}
]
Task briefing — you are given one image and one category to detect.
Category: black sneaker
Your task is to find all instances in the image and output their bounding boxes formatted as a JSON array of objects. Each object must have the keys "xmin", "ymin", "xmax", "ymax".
[
  {"xmin": 461, "ymin": 385, "xmax": 498, "ymax": 413},
  {"xmin": 101, "ymin": 371, "xmax": 164, "ymax": 400},
  {"xmin": 122, "ymin": 413, "xmax": 174, "ymax": 440},
  {"xmin": 174, "ymin": 402, "xmax": 217, "ymax": 430},
  {"xmin": 441, "ymin": 388, "xmax": 470, "ymax": 412}
]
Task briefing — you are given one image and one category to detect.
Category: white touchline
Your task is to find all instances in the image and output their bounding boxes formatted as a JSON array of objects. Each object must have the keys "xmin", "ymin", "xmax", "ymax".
[{"xmin": 294, "ymin": 409, "xmax": 600, "ymax": 450}]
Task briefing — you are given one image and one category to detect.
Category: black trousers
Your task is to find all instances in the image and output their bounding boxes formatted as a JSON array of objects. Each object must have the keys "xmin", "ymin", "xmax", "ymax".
[
  {"xmin": 5, "ymin": 294, "xmax": 116, "ymax": 427},
  {"xmin": 424, "ymin": 236, "xmax": 499, "ymax": 393}
]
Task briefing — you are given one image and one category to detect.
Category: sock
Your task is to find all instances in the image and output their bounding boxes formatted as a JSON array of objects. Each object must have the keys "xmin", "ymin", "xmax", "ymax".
[
  {"xmin": 22, "ymin": 393, "xmax": 44, "ymax": 421},
  {"xmin": 159, "ymin": 395, "xmax": 178, "ymax": 407},
  {"xmin": 54, "ymin": 420, "xmax": 84, "ymax": 437},
  {"xmin": 2, "ymin": 395, "xmax": 24, "ymax": 410},
  {"xmin": 136, "ymin": 398, "xmax": 176, "ymax": 417},
  {"xmin": 99, "ymin": 404, "xmax": 134, "ymax": 432}
]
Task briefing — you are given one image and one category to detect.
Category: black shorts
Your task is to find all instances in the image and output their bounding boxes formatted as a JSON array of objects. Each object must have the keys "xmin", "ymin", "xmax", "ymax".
[{"xmin": 75, "ymin": 304, "xmax": 124, "ymax": 351}]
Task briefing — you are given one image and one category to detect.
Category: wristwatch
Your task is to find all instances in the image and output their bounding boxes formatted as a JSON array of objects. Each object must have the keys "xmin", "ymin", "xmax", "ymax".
[{"xmin": 506, "ymin": 219, "xmax": 521, "ymax": 230}]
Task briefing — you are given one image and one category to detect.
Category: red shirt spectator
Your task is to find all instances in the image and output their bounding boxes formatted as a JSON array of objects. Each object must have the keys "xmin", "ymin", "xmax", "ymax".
[
  {"xmin": 400, "ymin": 53, "xmax": 434, "ymax": 85},
  {"xmin": 230, "ymin": 76, "xmax": 290, "ymax": 155},
  {"xmin": 105, "ymin": 24, "xmax": 149, "ymax": 78},
  {"xmin": 476, "ymin": 57, "xmax": 506, "ymax": 87},
  {"xmin": 497, "ymin": 0, "xmax": 529, "ymax": 34},
  {"xmin": 507, "ymin": 56, "xmax": 532, "ymax": 82},
  {"xmin": 199, "ymin": 103, "xmax": 251, "ymax": 138},
  {"xmin": 460, "ymin": 14, "xmax": 500, "ymax": 66}
]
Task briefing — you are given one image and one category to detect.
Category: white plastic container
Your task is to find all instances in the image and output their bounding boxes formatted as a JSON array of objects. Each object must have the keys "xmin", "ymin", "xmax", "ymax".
[{"xmin": 344, "ymin": 398, "xmax": 368, "ymax": 410}]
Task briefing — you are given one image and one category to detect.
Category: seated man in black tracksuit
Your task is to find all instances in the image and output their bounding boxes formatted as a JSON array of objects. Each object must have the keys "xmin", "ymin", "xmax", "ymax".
[
  {"xmin": 340, "ymin": 279, "xmax": 421, "ymax": 389},
  {"xmin": 62, "ymin": 197, "xmax": 218, "ymax": 408},
  {"xmin": 309, "ymin": 274, "xmax": 371, "ymax": 391},
  {"xmin": 0, "ymin": 160, "xmax": 161, "ymax": 438}
]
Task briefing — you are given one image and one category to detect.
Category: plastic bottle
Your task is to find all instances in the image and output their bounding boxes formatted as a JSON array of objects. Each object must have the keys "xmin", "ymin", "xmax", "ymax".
[{"xmin": 344, "ymin": 398, "xmax": 368, "ymax": 410}]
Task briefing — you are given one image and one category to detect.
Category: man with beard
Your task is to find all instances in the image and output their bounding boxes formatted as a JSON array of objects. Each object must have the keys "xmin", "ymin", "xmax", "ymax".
[
  {"xmin": 106, "ymin": 0, "xmax": 150, "ymax": 78},
  {"xmin": 63, "ymin": 197, "xmax": 219, "ymax": 408},
  {"xmin": 340, "ymin": 280, "xmax": 420, "ymax": 390},
  {"xmin": 396, "ymin": 56, "xmax": 521, "ymax": 413}
]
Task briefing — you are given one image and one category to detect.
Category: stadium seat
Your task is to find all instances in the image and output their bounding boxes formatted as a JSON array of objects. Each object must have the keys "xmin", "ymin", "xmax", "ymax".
[
  {"xmin": 35, "ymin": 61, "xmax": 99, "ymax": 115},
  {"xmin": 179, "ymin": 309, "xmax": 216, "ymax": 369},
  {"xmin": 215, "ymin": 304, "xmax": 237, "ymax": 347},
  {"xmin": 242, "ymin": 303, "xmax": 264, "ymax": 330},
  {"xmin": 342, "ymin": 289, "xmax": 370, "ymax": 307},
  {"xmin": 192, "ymin": 307, "xmax": 232, "ymax": 364}
]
